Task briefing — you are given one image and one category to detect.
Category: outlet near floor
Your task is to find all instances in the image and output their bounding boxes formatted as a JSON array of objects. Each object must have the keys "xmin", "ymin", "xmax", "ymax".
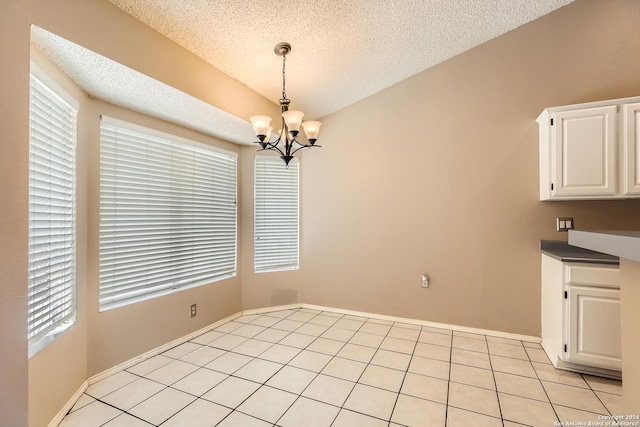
[
  {"xmin": 421, "ymin": 274, "xmax": 430, "ymax": 288},
  {"xmin": 190, "ymin": 304, "xmax": 196, "ymax": 317}
]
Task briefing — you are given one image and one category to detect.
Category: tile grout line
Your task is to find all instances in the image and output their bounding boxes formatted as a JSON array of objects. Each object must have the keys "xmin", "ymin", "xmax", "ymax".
[
  {"xmin": 88, "ymin": 369, "xmax": 177, "ymax": 425},
  {"xmin": 579, "ymin": 373, "xmax": 615, "ymax": 417},
  {"xmin": 326, "ymin": 316, "xmax": 387, "ymax": 426},
  {"xmin": 384, "ymin": 322, "xmax": 420, "ymax": 427},
  {"xmin": 485, "ymin": 334, "xmax": 505, "ymax": 427},
  {"xmin": 527, "ymin": 338, "xmax": 561, "ymax": 424},
  {"xmin": 443, "ymin": 330, "xmax": 454, "ymax": 427},
  {"xmin": 272, "ymin": 309, "xmax": 348, "ymax": 427}
]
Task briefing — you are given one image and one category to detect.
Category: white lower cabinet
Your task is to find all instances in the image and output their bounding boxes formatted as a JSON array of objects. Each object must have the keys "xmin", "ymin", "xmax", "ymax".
[
  {"xmin": 567, "ymin": 285, "xmax": 621, "ymax": 369},
  {"xmin": 541, "ymin": 255, "xmax": 621, "ymax": 376}
]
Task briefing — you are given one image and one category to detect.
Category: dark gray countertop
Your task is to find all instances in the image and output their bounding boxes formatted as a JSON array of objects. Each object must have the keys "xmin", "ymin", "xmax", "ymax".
[{"xmin": 540, "ymin": 240, "xmax": 619, "ymax": 265}]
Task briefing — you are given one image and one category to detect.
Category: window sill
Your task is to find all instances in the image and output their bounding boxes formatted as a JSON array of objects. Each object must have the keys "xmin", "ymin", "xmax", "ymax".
[{"xmin": 28, "ymin": 319, "xmax": 75, "ymax": 358}]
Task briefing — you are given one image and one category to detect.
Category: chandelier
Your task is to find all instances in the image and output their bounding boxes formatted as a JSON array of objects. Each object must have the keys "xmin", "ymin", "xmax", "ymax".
[{"xmin": 249, "ymin": 42, "xmax": 321, "ymax": 166}]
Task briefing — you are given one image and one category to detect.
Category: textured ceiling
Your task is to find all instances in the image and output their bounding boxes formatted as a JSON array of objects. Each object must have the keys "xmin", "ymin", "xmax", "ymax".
[
  {"xmin": 32, "ymin": 1, "xmax": 574, "ymax": 146},
  {"xmin": 108, "ymin": 0, "xmax": 574, "ymax": 119}
]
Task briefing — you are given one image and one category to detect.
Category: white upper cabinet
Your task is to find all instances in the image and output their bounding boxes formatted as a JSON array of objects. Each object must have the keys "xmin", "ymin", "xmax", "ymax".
[
  {"xmin": 552, "ymin": 106, "xmax": 616, "ymax": 197},
  {"xmin": 538, "ymin": 96, "xmax": 640, "ymax": 200}
]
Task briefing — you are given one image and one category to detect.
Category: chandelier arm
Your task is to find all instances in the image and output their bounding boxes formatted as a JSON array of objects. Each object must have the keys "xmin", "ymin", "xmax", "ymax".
[
  {"xmin": 265, "ymin": 143, "xmax": 285, "ymax": 156},
  {"xmin": 290, "ymin": 144, "xmax": 316, "ymax": 156},
  {"xmin": 257, "ymin": 147, "xmax": 280, "ymax": 155},
  {"xmin": 266, "ymin": 136, "xmax": 281, "ymax": 148},
  {"xmin": 255, "ymin": 135, "xmax": 285, "ymax": 155}
]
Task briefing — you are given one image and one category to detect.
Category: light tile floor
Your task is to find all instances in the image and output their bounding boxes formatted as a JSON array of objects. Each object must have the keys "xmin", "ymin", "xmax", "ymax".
[{"xmin": 60, "ymin": 308, "xmax": 623, "ymax": 427}]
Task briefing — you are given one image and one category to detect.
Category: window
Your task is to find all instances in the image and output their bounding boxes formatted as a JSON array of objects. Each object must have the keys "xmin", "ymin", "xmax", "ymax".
[
  {"xmin": 254, "ymin": 155, "xmax": 299, "ymax": 272},
  {"xmin": 28, "ymin": 71, "xmax": 77, "ymax": 353},
  {"xmin": 99, "ymin": 117, "xmax": 237, "ymax": 310}
]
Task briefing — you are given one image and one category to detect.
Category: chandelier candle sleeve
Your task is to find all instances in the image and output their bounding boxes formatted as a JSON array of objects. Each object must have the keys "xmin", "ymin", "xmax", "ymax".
[
  {"xmin": 249, "ymin": 42, "xmax": 322, "ymax": 166},
  {"xmin": 302, "ymin": 121, "xmax": 321, "ymax": 143},
  {"xmin": 282, "ymin": 110, "xmax": 304, "ymax": 134},
  {"xmin": 250, "ymin": 115, "xmax": 272, "ymax": 141}
]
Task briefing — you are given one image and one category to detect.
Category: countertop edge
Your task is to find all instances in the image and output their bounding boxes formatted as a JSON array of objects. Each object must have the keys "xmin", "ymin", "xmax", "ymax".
[
  {"xmin": 540, "ymin": 240, "xmax": 619, "ymax": 265},
  {"xmin": 569, "ymin": 230, "xmax": 640, "ymax": 263},
  {"xmin": 540, "ymin": 251, "xmax": 619, "ymax": 265}
]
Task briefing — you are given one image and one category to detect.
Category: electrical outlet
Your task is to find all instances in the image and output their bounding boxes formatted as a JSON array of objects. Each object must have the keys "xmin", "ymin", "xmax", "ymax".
[
  {"xmin": 556, "ymin": 217, "xmax": 574, "ymax": 232},
  {"xmin": 190, "ymin": 304, "xmax": 197, "ymax": 318},
  {"xmin": 421, "ymin": 274, "xmax": 430, "ymax": 288}
]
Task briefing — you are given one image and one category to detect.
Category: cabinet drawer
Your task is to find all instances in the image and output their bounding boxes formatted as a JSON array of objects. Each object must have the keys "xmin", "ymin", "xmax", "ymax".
[{"xmin": 565, "ymin": 264, "xmax": 620, "ymax": 287}]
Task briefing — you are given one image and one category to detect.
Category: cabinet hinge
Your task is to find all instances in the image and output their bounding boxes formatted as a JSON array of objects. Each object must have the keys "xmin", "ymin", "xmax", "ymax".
[
  {"xmin": 564, "ymin": 344, "xmax": 567, "ymax": 352},
  {"xmin": 550, "ymin": 118, "xmax": 554, "ymax": 126},
  {"xmin": 564, "ymin": 291, "xmax": 567, "ymax": 299}
]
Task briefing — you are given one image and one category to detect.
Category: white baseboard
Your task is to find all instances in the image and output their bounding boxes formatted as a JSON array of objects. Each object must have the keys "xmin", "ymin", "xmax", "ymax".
[
  {"xmin": 543, "ymin": 341, "xmax": 621, "ymax": 380},
  {"xmin": 47, "ymin": 380, "xmax": 88, "ymax": 427},
  {"xmin": 555, "ymin": 359, "xmax": 622, "ymax": 380},
  {"xmin": 301, "ymin": 304, "xmax": 541, "ymax": 343},
  {"xmin": 242, "ymin": 303, "xmax": 302, "ymax": 316}
]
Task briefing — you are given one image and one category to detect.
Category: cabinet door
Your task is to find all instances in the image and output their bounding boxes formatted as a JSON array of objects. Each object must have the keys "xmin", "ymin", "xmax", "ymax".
[
  {"xmin": 623, "ymin": 102, "xmax": 640, "ymax": 195},
  {"xmin": 566, "ymin": 285, "xmax": 621, "ymax": 370},
  {"xmin": 551, "ymin": 106, "xmax": 616, "ymax": 197}
]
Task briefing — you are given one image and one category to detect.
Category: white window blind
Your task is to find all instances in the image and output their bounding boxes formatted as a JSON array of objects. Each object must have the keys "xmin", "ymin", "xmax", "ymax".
[
  {"xmin": 254, "ymin": 155, "xmax": 299, "ymax": 272},
  {"xmin": 28, "ymin": 73, "xmax": 77, "ymax": 345},
  {"xmin": 99, "ymin": 118, "xmax": 238, "ymax": 310}
]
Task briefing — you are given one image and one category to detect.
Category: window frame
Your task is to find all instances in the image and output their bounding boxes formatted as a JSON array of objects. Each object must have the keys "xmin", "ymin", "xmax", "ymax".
[
  {"xmin": 254, "ymin": 154, "xmax": 300, "ymax": 273},
  {"xmin": 28, "ymin": 63, "xmax": 79, "ymax": 357}
]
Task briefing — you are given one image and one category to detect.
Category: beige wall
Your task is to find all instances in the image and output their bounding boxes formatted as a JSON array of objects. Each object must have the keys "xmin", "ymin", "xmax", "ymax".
[{"xmin": 298, "ymin": 0, "xmax": 640, "ymax": 336}]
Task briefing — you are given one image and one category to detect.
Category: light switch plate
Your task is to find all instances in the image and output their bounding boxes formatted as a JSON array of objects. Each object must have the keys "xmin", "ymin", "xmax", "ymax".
[{"xmin": 556, "ymin": 217, "xmax": 574, "ymax": 232}]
